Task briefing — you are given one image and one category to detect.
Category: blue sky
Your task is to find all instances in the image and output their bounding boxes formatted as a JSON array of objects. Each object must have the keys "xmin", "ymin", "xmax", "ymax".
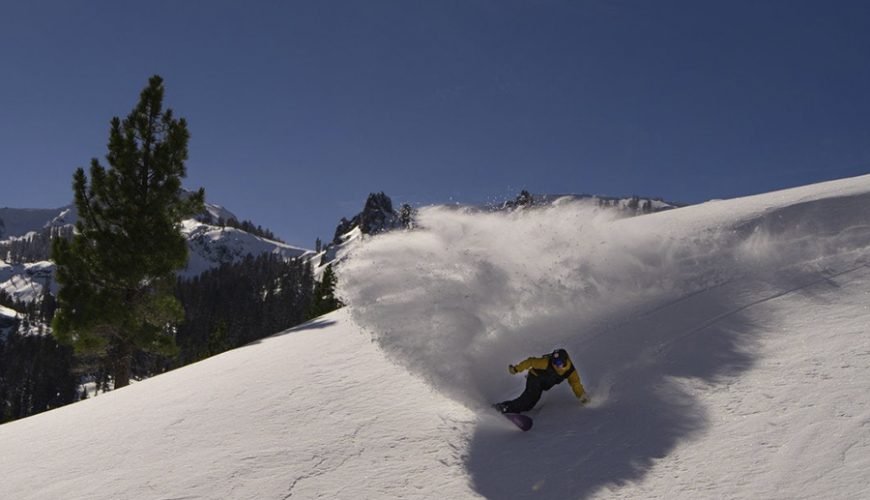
[{"xmin": 2, "ymin": 1, "xmax": 869, "ymax": 247}]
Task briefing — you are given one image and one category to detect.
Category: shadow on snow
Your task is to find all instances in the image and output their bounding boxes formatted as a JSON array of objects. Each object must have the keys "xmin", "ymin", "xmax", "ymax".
[
  {"xmin": 243, "ymin": 316, "xmax": 338, "ymax": 347},
  {"xmin": 464, "ymin": 265, "xmax": 853, "ymax": 499}
]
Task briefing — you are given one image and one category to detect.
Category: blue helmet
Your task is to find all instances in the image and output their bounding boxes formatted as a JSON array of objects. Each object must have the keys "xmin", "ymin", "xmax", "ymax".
[{"xmin": 551, "ymin": 348, "xmax": 569, "ymax": 367}]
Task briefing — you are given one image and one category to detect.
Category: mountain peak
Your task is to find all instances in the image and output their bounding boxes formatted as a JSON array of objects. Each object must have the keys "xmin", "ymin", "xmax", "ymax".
[{"xmin": 333, "ymin": 192, "xmax": 403, "ymax": 244}]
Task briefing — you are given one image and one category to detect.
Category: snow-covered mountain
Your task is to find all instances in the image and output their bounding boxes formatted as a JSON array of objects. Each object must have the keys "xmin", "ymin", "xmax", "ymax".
[
  {"xmin": 0, "ymin": 260, "xmax": 54, "ymax": 303},
  {"xmin": 0, "ymin": 207, "xmax": 72, "ymax": 240},
  {"xmin": 332, "ymin": 192, "xmax": 404, "ymax": 243},
  {"xmin": 2, "ymin": 190, "xmax": 679, "ymax": 301},
  {"xmin": 3, "ymin": 174, "xmax": 870, "ymax": 499},
  {"xmin": 180, "ymin": 219, "xmax": 312, "ymax": 278},
  {"xmin": 0, "ymin": 201, "xmax": 313, "ymax": 303}
]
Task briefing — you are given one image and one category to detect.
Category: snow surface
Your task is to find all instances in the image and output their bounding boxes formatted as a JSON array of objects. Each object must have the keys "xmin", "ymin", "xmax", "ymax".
[
  {"xmin": 0, "ymin": 260, "xmax": 54, "ymax": 303},
  {"xmin": 4, "ymin": 174, "xmax": 870, "ymax": 499},
  {"xmin": 0, "ymin": 303, "xmax": 19, "ymax": 320}
]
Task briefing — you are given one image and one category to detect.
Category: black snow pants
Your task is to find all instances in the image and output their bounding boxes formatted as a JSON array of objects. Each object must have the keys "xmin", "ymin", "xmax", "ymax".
[{"xmin": 500, "ymin": 374, "xmax": 546, "ymax": 413}]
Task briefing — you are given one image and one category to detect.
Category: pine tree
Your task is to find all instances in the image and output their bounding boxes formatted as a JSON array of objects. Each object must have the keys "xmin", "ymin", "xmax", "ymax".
[
  {"xmin": 52, "ymin": 75, "xmax": 204, "ymax": 389},
  {"xmin": 309, "ymin": 264, "xmax": 342, "ymax": 319}
]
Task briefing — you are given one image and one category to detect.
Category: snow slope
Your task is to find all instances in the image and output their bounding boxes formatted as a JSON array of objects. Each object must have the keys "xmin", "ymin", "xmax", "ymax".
[
  {"xmin": 0, "ymin": 260, "xmax": 55, "ymax": 303},
  {"xmin": 4, "ymin": 174, "xmax": 870, "ymax": 499},
  {"xmin": 0, "ymin": 310, "xmax": 475, "ymax": 499}
]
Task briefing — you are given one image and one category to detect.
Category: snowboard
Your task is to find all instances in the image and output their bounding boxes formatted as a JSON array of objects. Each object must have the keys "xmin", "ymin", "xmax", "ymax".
[{"xmin": 502, "ymin": 412, "xmax": 533, "ymax": 431}]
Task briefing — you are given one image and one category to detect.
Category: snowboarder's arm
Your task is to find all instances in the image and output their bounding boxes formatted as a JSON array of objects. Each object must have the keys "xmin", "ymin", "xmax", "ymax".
[
  {"xmin": 567, "ymin": 370, "xmax": 587, "ymax": 400},
  {"xmin": 513, "ymin": 357, "xmax": 550, "ymax": 373}
]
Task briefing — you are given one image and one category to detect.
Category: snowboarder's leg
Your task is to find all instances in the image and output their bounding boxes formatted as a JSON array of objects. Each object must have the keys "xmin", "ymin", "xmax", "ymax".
[{"xmin": 497, "ymin": 375, "xmax": 545, "ymax": 413}]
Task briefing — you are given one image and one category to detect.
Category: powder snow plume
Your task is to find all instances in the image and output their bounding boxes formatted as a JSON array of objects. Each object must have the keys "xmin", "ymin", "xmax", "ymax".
[{"xmin": 338, "ymin": 190, "xmax": 870, "ymax": 410}]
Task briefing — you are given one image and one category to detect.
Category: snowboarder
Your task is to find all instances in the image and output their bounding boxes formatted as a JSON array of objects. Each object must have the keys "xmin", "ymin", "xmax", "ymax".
[{"xmin": 494, "ymin": 348, "xmax": 589, "ymax": 414}]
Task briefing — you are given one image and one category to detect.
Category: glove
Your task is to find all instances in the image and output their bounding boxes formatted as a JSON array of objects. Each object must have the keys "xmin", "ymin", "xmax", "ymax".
[
  {"xmin": 508, "ymin": 364, "xmax": 518, "ymax": 375},
  {"xmin": 578, "ymin": 394, "xmax": 590, "ymax": 405}
]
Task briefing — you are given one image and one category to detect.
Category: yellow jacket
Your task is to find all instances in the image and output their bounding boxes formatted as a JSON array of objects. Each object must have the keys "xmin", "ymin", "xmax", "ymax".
[{"xmin": 513, "ymin": 356, "xmax": 587, "ymax": 399}]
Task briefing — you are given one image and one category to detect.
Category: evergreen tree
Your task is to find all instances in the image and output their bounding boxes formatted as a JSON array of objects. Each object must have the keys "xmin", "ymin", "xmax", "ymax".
[
  {"xmin": 309, "ymin": 264, "xmax": 342, "ymax": 319},
  {"xmin": 52, "ymin": 75, "xmax": 204, "ymax": 388},
  {"xmin": 0, "ymin": 326, "xmax": 78, "ymax": 423},
  {"xmin": 172, "ymin": 254, "xmax": 314, "ymax": 364}
]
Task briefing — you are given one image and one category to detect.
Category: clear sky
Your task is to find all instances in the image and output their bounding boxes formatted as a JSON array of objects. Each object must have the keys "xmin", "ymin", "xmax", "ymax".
[{"xmin": 2, "ymin": 1, "xmax": 869, "ymax": 248}]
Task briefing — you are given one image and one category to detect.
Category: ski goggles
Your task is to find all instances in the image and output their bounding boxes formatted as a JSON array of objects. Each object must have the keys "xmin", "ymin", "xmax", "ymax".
[{"xmin": 552, "ymin": 355, "xmax": 566, "ymax": 367}]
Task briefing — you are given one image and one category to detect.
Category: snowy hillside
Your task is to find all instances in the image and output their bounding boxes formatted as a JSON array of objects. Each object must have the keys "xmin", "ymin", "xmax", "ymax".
[
  {"xmin": 4, "ymin": 174, "xmax": 870, "ymax": 499},
  {"xmin": 181, "ymin": 220, "xmax": 312, "ymax": 278},
  {"xmin": 0, "ymin": 260, "xmax": 54, "ymax": 303}
]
